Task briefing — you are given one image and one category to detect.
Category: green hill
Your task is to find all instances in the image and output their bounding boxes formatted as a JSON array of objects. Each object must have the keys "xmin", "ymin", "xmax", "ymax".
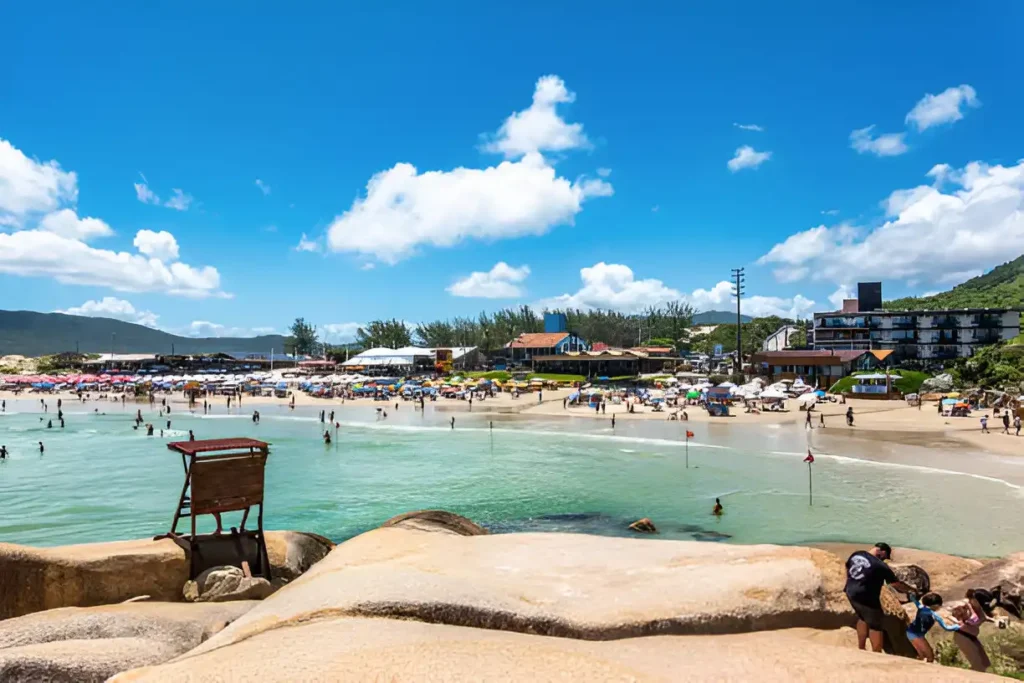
[
  {"xmin": 0, "ymin": 310, "xmax": 287, "ymax": 357},
  {"xmin": 885, "ymin": 255, "xmax": 1024, "ymax": 310}
]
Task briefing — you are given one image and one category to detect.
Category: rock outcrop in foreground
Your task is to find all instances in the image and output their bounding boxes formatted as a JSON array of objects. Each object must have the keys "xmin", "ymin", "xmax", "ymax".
[
  {"xmin": 0, "ymin": 512, "xmax": 998, "ymax": 681},
  {"xmin": 0, "ymin": 531, "xmax": 333, "ymax": 620}
]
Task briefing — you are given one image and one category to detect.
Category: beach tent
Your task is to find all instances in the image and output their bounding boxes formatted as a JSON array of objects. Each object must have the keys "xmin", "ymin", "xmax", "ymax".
[{"xmin": 796, "ymin": 393, "xmax": 817, "ymax": 407}]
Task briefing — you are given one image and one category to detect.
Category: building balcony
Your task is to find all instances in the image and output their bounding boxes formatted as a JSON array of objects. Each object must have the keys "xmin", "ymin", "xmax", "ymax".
[
  {"xmin": 891, "ymin": 319, "xmax": 916, "ymax": 329},
  {"xmin": 972, "ymin": 315, "xmax": 1003, "ymax": 328},
  {"xmin": 930, "ymin": 316, "xmax": 958, "ymax": 328}
]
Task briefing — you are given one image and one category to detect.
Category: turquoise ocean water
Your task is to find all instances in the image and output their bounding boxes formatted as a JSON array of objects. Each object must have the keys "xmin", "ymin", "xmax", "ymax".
[{"xmin": 0, "ymin": 399, "xmax": 1021, "ymax": 556}]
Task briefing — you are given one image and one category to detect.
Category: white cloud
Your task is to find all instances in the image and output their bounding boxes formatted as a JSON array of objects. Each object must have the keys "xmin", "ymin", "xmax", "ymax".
[
  {"xmin": 133, "ymin": 229, "xmax": 180, "ymax": 261},
  {"xmin": 483, "ymin": 75, "xmax": 589, "ymax": 159},
  {"xmin": 326, "ymin": 76, "xmax": 611, "ymax": 263},
  {"xmin": 821, "ymin": 209, "xmax": 840, "ymax": 216},
  {"xmin": 905, "ymin": 85, "xmax": 979, "ymax": 132},
  {"xmin": 322, "ymin": 322, "xmax": 363, "ymax": 343},
  {"xmin": 134, "ymin": 181, "xmax": 160, "ymax": 205},
  {"xmin": 359, "ymin": 262, "xmax": 375, "ymax": 271},
  {"xmin": 538, "ymin": 263, "xmax": 682, "ymax": 312},
  {"xmin": 327, "ymin": 152, "xmax": 610, "ymax": 263},
  {"xmin": 849, "ymin": 126, "xmax": 908, "ymax": 157},
  {"xmin": 727, "ymin": 146, "xmax": 771, "ymax": 172},
  {"xmin": 255, "ymin": 178, "xmax": 271, "ymax": 195},
  {"xmin": 0, "ymin": 138, "xmax": 77, "ymax": 223},
  {"xmin": 296, "ymin": 233, "xmax": 321, "ymax": 252},
  {"xmin": 596, "ymin": 168, "xmax": 612, "ymax": 178},
  {"xmin": 539, "ymin": 263, "xmax": 814, "ymax": 319},
  {"xmin": 447, "ymin": 262, "xmax": 530, "ymax": 298},
  {"xmin": 38, "ymin": 208, "xmax": 113, "ymax": 241},
  {"xmin": 0, "ymin": 229, "xmax": 223, "ymax": 297},
  {"xmin": 57, "ymin": 297, "xmax": 159, "ymax": 328},
  {"xmin": 164, "ymin": 188, "xmax": 193, "ymax": 211},
  {"xmin": 0, "ymin": 138, "xmax": 224, "ymax": 298},
  {"xmin": 733, "ymin": 123, "xmax": 765, "ymax": 132},
  {"xmin": 759, "ymin": 160, "xmax": 1024, "ymax": 287},
  {"xmin": 828, "ymin": 284, "xmax": 854, "ymax": 311}
]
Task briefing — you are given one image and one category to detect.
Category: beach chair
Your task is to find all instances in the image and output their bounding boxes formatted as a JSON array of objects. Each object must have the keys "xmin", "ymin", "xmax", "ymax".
[{"xmin": 160, "ymin": 438, "xmax": 272, "ymax": 580}]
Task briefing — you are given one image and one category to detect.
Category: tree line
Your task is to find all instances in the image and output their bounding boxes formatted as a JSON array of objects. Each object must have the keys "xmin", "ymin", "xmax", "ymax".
[{"xmin": 286, "ymin": 305, "xmax": 808, "ymax": 359}]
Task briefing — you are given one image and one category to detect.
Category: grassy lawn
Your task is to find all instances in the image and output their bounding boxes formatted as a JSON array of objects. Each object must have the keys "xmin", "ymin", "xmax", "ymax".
[
  {"xmin": 828, "ymin": 369, "xmax": 930, "ymax": 395},
  {"xmin": 525, "ymin": 373, "xmax": 586, "ymax": 383},
  {"xmin": 463, "ymin": 370, "xmax": 512, "ymax": 381}
]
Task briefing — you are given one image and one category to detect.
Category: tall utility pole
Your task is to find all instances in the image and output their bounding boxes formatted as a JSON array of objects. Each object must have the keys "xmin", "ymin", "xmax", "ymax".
[{"xmin": 731, "ymin": 268, "xmax": 745, "ymax": 374}]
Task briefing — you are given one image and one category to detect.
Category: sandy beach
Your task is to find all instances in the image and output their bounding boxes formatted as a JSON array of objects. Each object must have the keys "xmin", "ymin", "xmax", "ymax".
[{"xmin": 5, "ymin": 384, "xmax": 1020, "ymax": 459}]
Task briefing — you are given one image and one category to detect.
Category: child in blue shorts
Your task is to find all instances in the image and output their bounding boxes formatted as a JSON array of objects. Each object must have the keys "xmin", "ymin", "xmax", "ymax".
[{"xmin": 907, "ymin": 592, "xmax": 960, "ymax": 662}]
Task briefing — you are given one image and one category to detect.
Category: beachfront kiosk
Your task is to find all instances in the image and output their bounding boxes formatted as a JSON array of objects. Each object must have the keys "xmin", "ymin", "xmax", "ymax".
[
  {"xmin": 849, "ymin": 372, "xmax": 900, "ymax": 400},
  {"xmin": 160, "ymin": 438, "xmax": 272, "ymax": 580}
]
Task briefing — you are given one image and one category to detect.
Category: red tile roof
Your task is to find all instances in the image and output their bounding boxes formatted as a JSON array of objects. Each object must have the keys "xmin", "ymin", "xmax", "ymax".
[{"xmin": 508, "ymin": 332, "xmax": 570, "ymax": 348}]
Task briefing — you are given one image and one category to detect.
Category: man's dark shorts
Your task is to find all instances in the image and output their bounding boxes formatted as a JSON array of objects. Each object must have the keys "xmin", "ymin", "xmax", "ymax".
[{"xmin": 849, "ymin": 598, "xmax": 886, "ymax": 631}]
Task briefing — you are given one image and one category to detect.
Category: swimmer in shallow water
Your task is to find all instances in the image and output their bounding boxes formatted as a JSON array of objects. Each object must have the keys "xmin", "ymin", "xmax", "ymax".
[{"xmin": 713, "ymin": 498, "xmax": 723, "ymax": 516}]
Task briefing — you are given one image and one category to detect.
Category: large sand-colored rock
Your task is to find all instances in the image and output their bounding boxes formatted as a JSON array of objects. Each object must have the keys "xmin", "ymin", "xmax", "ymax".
[
  {"xmin": 0, "ymin": 531, "xmax": 332, "ymax": 619},
  {"xmin": 112, "ymin": 616, "xmax": 986, "ymax": 682},
  {"xmin": 170, "ymin": 525, "xmax": 853, "ymax": 659},
  {"xmin": 0, "ymin": 601, "xmax": 254, "ymax": 683}
]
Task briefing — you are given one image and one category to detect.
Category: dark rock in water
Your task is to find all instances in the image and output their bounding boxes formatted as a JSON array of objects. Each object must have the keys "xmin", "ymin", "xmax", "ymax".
[
  {"xmin": 691, "ymin": 531, "xmax": 732, "ymax": 542},
  {"xmin": 628, "ymin": 518, "xmax": 657, "ymax": 534},
  {"xmin": 380, "ymin": 510, "xmax": 488, "ymax": 536},
  {"xmin": 889, "ymin": 563, "xmax": 930, "ymax": 596}
]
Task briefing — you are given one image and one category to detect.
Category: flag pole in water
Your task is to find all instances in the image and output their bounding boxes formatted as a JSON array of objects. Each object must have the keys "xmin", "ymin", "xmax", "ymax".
[
  {"xmin": 804, "ymin": 448, "xmax": 815, "ymax": 505},
  {"xmin": 685, "ymin": 429, "xmax": 694, "ymax": 469}
]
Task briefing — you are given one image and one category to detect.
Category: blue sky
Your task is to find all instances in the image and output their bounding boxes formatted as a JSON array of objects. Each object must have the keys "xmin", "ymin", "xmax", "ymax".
[{"xmin": 2, "ymin": 2, "xmax": 1022, "ymax": 341}]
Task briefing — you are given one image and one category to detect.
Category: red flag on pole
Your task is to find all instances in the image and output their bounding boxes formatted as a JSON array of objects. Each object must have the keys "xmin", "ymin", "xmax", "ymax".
[
  {"xmin": 686, "ymin": 430, "xmax": 695, "ymax": 438},
  {"xmin": 804, "ymin": 449, "xmax": 815, "ymax": 463}
]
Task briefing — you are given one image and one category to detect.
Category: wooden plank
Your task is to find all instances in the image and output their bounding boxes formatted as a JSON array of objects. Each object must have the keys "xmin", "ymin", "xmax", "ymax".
[{"xmin": 190, "ymin": 456, "xmax": 265, "ymax": 515}]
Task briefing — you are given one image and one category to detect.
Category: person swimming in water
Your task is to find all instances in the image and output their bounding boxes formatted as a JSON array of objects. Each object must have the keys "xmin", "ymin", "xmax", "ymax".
[
  {"xmin": 713, "ymin": 498, "xmax": 723, "ymax": 515},
  {"xmin": 323, "ymin": 430, "xmax": 332, "ymax": 445}
]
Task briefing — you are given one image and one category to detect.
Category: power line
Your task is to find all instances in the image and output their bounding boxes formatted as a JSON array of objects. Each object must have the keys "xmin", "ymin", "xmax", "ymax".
[{"xmin": 731, "ymin": 268, "xmax": 745, "ymax": 373}]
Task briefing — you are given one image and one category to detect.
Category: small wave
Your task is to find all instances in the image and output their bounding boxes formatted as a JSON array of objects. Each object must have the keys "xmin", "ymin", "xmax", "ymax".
[{"xmin": 770, "ymin": 450, "xmax": 1022, "ymax": 492}]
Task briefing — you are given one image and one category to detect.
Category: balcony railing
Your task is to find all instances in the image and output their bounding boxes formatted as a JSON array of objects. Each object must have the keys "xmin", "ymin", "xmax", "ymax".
[
  {"xmin": 972, "ymin": 315, "xmax": 1002, "ymax": 328},
  {"xmin": 931, "ymin": 316, "xmax": 958, "ymax": 328}
]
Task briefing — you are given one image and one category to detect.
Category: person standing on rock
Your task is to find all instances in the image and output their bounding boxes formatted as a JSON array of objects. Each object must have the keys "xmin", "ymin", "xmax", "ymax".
[{"xmin": 844, "ymin": 542, "xmax": 910, "ymax": 653}]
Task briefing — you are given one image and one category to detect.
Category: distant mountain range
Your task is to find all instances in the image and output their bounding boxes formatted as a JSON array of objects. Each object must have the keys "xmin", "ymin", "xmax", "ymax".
[
  {"xmin": 693, "ymin": 310, "xmax": 752, "ymax": 324},
  {"xmin": 0, "ymin": 311, "xmax": 287, "ymax": 357},
  {"xmin": 885, "ymin": 255, "xmax": 1024, "ymax": 311}
]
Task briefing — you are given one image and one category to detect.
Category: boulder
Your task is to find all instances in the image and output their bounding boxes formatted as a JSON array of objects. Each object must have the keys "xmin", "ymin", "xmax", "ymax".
[
  {"xmin": 0, "ymin": 601, "xmax": 254, "ymax": 683},
  {"xmin": 380, "ymin": 510, "xmax": 488, "ymax": 536},
  {"xmin": 0, "ymin": 531, "xmax": 333, "ymax": 620},
  {"xmin": 947, "ymin": 552, "xmax": 1024, "ymax": 598},
  {"xmin": 184, "ymin": 566, "xmax": 277, "ymax": 603},
  {"xmin": 111, "ymin": 617, "xmax": 987, "ymax": 682},
  {"xmin": 158, "ymin": 525, "xmax": 854, "ymax": 661},
  {"xmin": 628, "ymin": 518, "xmax": 657, "ymax": 533},
  {"xmin": 813, "ymin": 543, "xmax": 983, "ymax": 593},
  {"xmin": 889, "ymin": 563, "xmax": 930, "ymax": 595},
  {"xmin": 920, "ymin": 373, "xmax": 954, "ymax": 394}
]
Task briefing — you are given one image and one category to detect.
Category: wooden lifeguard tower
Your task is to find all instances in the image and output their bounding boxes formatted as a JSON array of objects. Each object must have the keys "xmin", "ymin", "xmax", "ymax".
[{"xmin": 160, "ymin": 438, "xmax": 272, "ymax": 580}]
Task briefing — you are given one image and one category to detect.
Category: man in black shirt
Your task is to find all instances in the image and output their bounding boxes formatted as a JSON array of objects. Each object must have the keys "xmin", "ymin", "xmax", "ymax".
[{"xmin": 845, "ymin": 542, "xmax": 910, "ymax": 652}]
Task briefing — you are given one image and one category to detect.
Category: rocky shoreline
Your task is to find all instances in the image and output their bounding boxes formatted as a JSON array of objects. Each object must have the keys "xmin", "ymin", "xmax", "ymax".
[{"xmin": 1, "ymin": 512, "xmax": 1019, "ymax": 681}]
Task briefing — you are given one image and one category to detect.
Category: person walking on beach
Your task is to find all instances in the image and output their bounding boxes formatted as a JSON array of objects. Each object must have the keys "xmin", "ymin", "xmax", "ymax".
[
  {"xmin": 906, "ymin": 592, "xmax": 960, "ymax": 662},
  {"xmin": 980, "ymin": 415, "xmax": 989, "ymax": 433},
  {"xmin": 538, "ymin": 390, "xmax": 542, "ymax": 403},
  {"xmin": 1015, "ymin": 414, "xmax": 1021, "ymax": 436},
  {"xmin": 846, "ymin": 407, "xmax": 854, "ymax": 427},
  {"xmin": 450, "ymin": 416, "xmax": 455, "ymax": 430},
  {"xmin": 844, "ymin": 543, "xmax": 909, "ymax": 653},
  {"xmin": 1002, "ymin": 411, "xmax": 1011, "ymax": 434},
  {"xmin": 38, "ymin": 441, "xmax": 44, "ymax": 454},
  {"xmin": 611, "ymin": 414, "xmax": 616, "ymax": 429}
]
